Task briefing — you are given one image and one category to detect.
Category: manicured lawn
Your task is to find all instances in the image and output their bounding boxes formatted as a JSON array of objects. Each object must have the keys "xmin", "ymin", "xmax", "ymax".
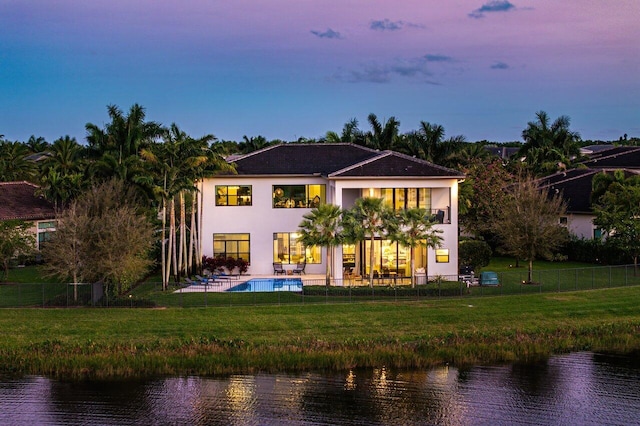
[{"xmin": 0, "ymin": 286, "xmax": 638, "ymax": 378}]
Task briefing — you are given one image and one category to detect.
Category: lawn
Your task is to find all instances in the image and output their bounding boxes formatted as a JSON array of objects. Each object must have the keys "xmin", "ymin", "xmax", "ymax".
[{"xmin": 0, "ymin": 286, "xmax": 638, "ymax": 378}]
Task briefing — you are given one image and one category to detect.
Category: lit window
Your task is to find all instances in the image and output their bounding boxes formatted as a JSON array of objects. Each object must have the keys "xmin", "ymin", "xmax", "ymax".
[
  {"xmin": 272, "ymin": 185, "xmax": 325, "ymax": 208},
  {"xmin": 216, "ymin": 185, "xmax": 252, "ymax": 206},
  {"xmin": 559, "ymin": 217, "xmax": 568, "ymax": 225},
  {"xmin": 213, "ymin": 233, "xmax": 250, "ymax": 262},
  {"xmin": 273, "ymin": 232, "xmax": 320, "ymax": 264},
  {"xmin": 435, "ymin": 248, "xmax": 450, "ymax": 263}
]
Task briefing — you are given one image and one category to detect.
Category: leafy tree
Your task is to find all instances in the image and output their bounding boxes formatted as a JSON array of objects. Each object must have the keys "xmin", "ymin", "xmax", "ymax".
[
  {"xmin": 325, "ymin": 118, "xmax": 362, "ymax": 144},
  {"xmin": 363, "ymin": 113, "xmax": 400, "ymax": 150},
  {"xmin": 343, "ymin": 197, "xmax": 397, "ymax": 287},
  {"xmin": 492, "ymin": 176, "xmax": 568, "ymax": 283},
  {"xmin": 39, "ymin": 136, "xmax": 86, "ymax": 208},
  {"xmin": 238, "ymin": 135, "xmax": 269, "ymax": 154},
  {"xmin": 391, "ymin": 208, "xmax": 442, "ymax": 287},
  {"xmin": 297, "ymin": 204, "xmax": 344, "ymax": 286},
  {"xmin": 42, "ymin": 180, "xmax": 154, "ymax": 296},
  {"xmin": 593, "ymin": 175, "xmax": 640, "ymax": 273},
  {"xmin": 0, "ymin": 220, "xmax": 35, "ymax": 281}
]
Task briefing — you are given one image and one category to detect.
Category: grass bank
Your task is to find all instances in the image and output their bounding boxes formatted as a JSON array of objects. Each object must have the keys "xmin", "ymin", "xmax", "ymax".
[{"xmin": 1, "ymin": 286, "xmax": 639, "ymax": 379}]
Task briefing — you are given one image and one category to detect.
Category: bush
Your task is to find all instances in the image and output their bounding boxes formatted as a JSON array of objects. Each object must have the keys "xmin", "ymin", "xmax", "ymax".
[
  {"xmin": 459, "ymin": 239, "xmax": 492, "ymax": 270},
  {"xmin": 562, "ymin": 237, "xmax": 628, "ymax": 265}
]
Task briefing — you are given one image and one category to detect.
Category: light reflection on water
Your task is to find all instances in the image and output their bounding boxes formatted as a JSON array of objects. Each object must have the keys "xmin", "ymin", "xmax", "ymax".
[{"xmin": 0, "ymin": 352, "xmax": 638, "ymax": 425}]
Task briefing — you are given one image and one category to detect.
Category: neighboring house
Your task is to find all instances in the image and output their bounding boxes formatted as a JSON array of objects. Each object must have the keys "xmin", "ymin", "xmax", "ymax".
[
  {"xmin": 537, "ymin": 146, "xmax": 640, "ymax": 240},
  {"xmin": 200, "ymin": 143, "xmax": 464, "ymax": 281},
  {"xmin": 0, "ymin": 181, "xmax": 56, "ymax": 249}
]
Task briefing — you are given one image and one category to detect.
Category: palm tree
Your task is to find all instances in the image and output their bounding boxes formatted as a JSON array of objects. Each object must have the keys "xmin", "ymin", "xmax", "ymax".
[
  {"xmin": 519, "ymin": 111, "xmax": 581, "ymax": 175},
  {"xmin": 364, "ymin": 113, "xmax": 400, "ymax": 150},
  {"xmin": 325, "ymin": 118, "xmax": 362, "ymax": 144},
  {"xmin": 343, "ymin": 197, "xmax": 396, "ymax": 287},
  {"xmin": 238, "ymin": 136, "xmax": 269, "ymax": 154},
  {"xmin": 26, "ymin": 135, "xmax": 49, "ymax": 154},
  {"xmin": 391, "ymin": 208, "xmax": 443, "ymax": 288},
  {"xmin": 297, "ymin": 204, "xmax": 344, "ymax": 286},
  {"xmin": 85, "ymin": 104, "xmax": 163, "ymax": 195},
  {"xmin": 0, "ymin": 141, "xmax": 34, "ymax": 182}
]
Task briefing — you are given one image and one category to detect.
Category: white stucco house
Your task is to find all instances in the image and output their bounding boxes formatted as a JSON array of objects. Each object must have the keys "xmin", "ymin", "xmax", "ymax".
[{"xmin": 199, "ymin": 143, "xmax": 464, "ymax": 282}]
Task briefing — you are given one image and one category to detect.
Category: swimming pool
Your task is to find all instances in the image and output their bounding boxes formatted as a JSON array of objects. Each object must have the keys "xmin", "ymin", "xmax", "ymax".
[{"xmin": 226, "ymin": 278, "xmax": 303, "ymax": 293}]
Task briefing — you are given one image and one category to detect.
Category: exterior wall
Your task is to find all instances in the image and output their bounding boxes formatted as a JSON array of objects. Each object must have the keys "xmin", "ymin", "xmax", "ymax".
[
  {"xmin": 201, "ymin": 175, "xmax": 460, "ymax": 280},
  {"xmin": 565, "ymin": 214, "xmax": 598, "ymax": 240},
  {"xmin": 201, "ymin": 176, "xmax": 329, "ymax": 275}
]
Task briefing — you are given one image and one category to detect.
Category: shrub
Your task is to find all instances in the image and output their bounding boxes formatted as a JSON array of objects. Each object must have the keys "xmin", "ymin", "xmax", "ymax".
[{"xmin": 459, "ymin": 239, "xmax": 492, "ymax": 270}]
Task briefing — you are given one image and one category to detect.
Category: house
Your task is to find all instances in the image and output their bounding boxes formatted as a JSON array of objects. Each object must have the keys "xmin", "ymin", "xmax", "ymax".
[
  {"xmin": 0, "ymin": 181, "xmax": 56, "ymax": 249},
  {"xmin": 199, "ymin": 143, "xmax": 464, "ymax": 282},
  {"xmin": 537, "ymin": 146, "xmax": 640, "ymax": 239}
]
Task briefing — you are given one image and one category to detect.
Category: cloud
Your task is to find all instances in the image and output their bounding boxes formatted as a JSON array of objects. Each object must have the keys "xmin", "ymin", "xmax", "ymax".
[
  {"xmin": 425, "ymin": 54, "xmax": 454, "ymax": 63},
  {"xmin": 336, "ymin": 54, "xmax": 455, "ymax": 83},
  {"xmin": 310, "ymin": 28, "xmax": 343, "ymax": 39},
  {"xmin": 469, "ymin": 1, "xmax": 516, "ymax": 18},
  {"xmin": 370, "ymin": 19, "xmax": 425, "ymax": 31},
  {"xmin": 491, "ymin": 61, "xmax": 509, "ymax": 69}
]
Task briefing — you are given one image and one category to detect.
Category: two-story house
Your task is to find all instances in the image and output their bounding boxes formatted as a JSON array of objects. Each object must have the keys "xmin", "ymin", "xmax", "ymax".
[{"xmin": 199, "ymin": 143, "xmax": 464, "ymax": 282}]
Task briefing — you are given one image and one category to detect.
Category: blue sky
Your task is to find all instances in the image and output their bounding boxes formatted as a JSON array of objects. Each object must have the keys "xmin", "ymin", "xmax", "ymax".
[{"xmin": 1, "ymin": 0, "xmax": 638, "ymax": 144}]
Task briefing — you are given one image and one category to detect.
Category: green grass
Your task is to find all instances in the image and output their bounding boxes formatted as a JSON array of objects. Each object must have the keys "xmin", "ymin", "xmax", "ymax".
[{"xmin": 0, "ymin": 286, "xmax": 638, "ymax": 379}]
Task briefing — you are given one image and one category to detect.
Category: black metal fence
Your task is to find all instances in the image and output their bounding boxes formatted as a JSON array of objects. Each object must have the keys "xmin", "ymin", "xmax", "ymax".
[{"xmin": 2, "ymin": 264, "xmax": 640, "ymax": 308}]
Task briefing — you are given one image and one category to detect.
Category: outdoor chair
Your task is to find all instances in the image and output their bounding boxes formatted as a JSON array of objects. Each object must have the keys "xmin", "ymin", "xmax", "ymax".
[
  {"xmin": 273, "ymin": 262, "xmax": 286, "ymax": 275},
  {"xmin": 292, "ymin": 261, "xmax": 306, "ymax": 275}
]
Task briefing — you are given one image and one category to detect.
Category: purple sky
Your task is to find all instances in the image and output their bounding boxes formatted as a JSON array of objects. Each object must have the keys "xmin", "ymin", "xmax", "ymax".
[{"xmin": 1, "ymin": 1, "xmax": 638, "ymax": 143}]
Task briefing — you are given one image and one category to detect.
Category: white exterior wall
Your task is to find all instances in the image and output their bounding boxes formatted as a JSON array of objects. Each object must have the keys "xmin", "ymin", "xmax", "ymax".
[
  {"xmin": 566, "ymin": 214, "xmax": 598, "ymax": 239},
  {"xmin": 201, "ymin": 175, "xmax": 460, "ymax": 279}
]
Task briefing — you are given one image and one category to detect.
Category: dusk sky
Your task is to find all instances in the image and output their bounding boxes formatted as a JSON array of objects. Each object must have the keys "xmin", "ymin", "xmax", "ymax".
[{"xmin": 1, "ymin": 1, "xmax": 638, "ymax": 144}]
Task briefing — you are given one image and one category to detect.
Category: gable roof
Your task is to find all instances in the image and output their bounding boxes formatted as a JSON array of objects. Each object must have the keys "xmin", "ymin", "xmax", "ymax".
[
  {"xmin": 228, "ymin": 143, "xmax": 463, "ymax": 178},
  {"xmin": 0, "ymin": 181, "xmax": 55, "ymax": 221}
]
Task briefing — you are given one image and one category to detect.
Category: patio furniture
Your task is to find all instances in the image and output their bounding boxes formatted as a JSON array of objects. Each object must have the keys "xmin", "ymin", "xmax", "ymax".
[
  {"xmin": 292, "ymin": 261, "xmax": 306, "ymax": 275},
  {"xmin": 273, "ymin": 262, "xmax": 286, "ymax": 275}
]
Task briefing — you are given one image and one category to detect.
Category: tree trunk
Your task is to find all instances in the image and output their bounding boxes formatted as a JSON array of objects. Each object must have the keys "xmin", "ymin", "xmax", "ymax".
[
  {"xmin": 170, "ymin": 197, "xmax": 178, "ymax": 283},
  {"xmin": 178, "ymin": 192, "xmax": 187, "ymax": 278},
  {"xmin": 161, "ymin": 198, "xmax": 168, "ymax": 290},
  {"xmin": 410, "ymin": 246, "xmax": 415, "ymax": 288},
  {"xmin": 528, "ymin": 259, "xmax": 533, "ymax": 283},
  {"xmin": 369, "ymin": 235, "xmax": 375, "ymax": 287},
  {"xmin": 197, "ymin": 180, "xmax": 204, "ymax": 273},
  {"xmin": 188, "ymin": 192, "xmax": 196, "ymax": 276},
  {"xmin": 325, "ymin": 246, "xmax": 332, "ymax": 287}
]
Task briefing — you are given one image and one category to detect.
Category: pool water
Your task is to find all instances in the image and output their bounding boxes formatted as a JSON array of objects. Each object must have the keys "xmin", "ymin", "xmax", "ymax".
[{"xmin": 226, "ymin": 278, "xmax": 303, "ymax": 292}]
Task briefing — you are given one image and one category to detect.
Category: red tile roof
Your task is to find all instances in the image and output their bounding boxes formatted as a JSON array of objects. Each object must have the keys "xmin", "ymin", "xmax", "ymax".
[{"xmin": 0, "ymin": 181, "xmax": 55, "ymax": 221}]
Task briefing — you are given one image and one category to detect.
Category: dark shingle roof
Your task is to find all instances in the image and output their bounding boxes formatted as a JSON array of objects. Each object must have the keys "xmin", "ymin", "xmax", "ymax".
[
  {"xmin": 0, "ymin": 181, "xmax": 55, "ymax": 221},
  {"xmin": 331, "ymin": 151, "xmax": 463, "ymax": 178},
  {"xmin": 229, "ymin": 143, "xmax": 462, "ymax": 178},
  {"xmin": 580, "ymin": 146, "xmax": 640, "ymax": 169},
  {"xmin": 537, "ymin": 168, "xmax": 640, "ymax": 213}
]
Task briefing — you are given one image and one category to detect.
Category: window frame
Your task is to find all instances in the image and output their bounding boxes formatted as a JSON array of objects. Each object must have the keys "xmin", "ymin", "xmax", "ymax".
[
  {"xmin": 272, "ymin": 184, "xmax": 326, "ymax": 209},
  {"xmin": 435, "ymin": 248, "xmax": 450, "ymax": 263},
  {"xmin": 213, "ymin": 233, "xmax": 251, "ymax": 262},
  {"xmin": 215, "ymin": 185, "xmax": 252, "ymax": 206},
  {"xmin": 273, "ymin": 232, "xmax": 321, "ymax": 264}
]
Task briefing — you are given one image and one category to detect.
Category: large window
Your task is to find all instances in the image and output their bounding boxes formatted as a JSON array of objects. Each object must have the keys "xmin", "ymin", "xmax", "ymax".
[
  {"xmin": 273, "ymin": 232, "xmax": 321, "ymax": 264},
  {"xmin": 216, "ymin": 185, "xmax": 252, "ymax": 206},
  {"xmin": 213, "ymin": 233, "xmax": 250, "ymax": 261},
  {"xmin": 371, "ymin": 188, "xmax": 431, "ymax": 211},
  {"xmin": 272, "ymin": 184, "xmax": 325, "ymax": 208}
]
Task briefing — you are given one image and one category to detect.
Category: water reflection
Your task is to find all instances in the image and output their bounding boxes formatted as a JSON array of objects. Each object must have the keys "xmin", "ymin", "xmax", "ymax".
[{"xmin": 0, "ymin": 352, "xmax": 638, "ymax": 425}]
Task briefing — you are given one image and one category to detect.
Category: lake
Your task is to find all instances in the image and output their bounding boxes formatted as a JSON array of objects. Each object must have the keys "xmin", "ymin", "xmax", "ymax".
[{"xmin": 1, "ymin": 351, "xmax": 638, "ymax": 425}]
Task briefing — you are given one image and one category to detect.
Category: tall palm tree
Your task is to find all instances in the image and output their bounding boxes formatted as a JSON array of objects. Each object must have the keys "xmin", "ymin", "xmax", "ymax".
[
  {"xmin": 0, "ymin": 141, "xmax": 34, "ymax": 182},
  {"xmin": 325, "ymin": 118, "xmax": 362, "ymax": 144},
  {"xmin": 85, "ymin": 104, "xmax": 163, "ymax": 195},
  {"xmin": 519, "ymin": 111, "xmax": 581, "ymax": 175},
  {"xmin": 391, "ymin": 208, "xmax": 443, "ymax": 288},
  {"xmin": 364, "ymin": 113, "xmax": 400, "ymax": 150},
  {"xmin": 298, "ymin": 204, "xmax": 344, "ymax": 286},
  {"xmin": 343, "ymin": 197, "xmax": 396, "ymax": 287}
]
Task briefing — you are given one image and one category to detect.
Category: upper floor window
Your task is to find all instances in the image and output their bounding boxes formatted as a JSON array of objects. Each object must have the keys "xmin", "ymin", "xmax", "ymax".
[
  {"xmin": 273, "ymin": 184, "xmax": 325, "ymax": 208},
  {"xmin": 372, "ymin": 188, "xmax": 431, "ymax": 211},
  {"xmin": 37, "ymin": 221, "xmax": 56, "ymax": 248},
  {"xmin": 216, "ymin": 185, "xmax": 252, "ymax": 206}
]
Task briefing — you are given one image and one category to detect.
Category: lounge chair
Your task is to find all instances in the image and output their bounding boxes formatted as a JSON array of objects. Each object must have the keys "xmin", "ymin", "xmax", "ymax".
[
  {"xmin": 185, "ymin": 277, "xmax": 206, "ymax": 286},
  {"xmin": 273, "ymin": 262, "xmax": 286, "ymax": 275},
  {"xmin": 292, "ymin": 261, "xmax": 306, "ymax": 275}
]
